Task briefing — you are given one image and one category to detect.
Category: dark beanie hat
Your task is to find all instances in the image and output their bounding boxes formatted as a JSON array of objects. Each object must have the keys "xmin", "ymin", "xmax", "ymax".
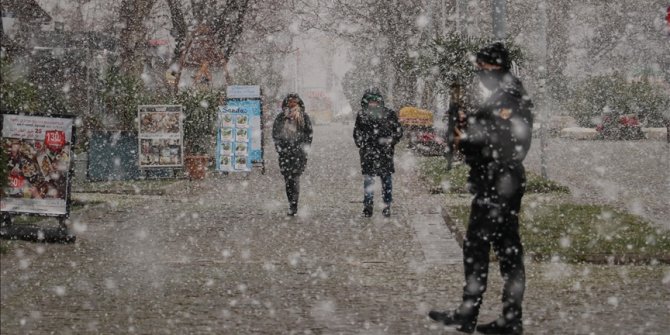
[
  {"xmin": 361, "ymin": 87, "xmax": 384, "ymax": 108},
  {"xmin": 476, "ymin": 42, "xmax": 510, "ymax": 70}
]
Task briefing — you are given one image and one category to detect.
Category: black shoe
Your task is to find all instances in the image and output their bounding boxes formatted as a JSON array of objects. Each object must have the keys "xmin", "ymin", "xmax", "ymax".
[
  {"xmin": 476, "ymin": 318, "xmax": 523, "ymax": 335},
  {"xmin": 428, "ymin": 310, "xmax": 475, "ymax": 333},
  {"xmin": 287, "ymin": 206, "xmax": 297, "ymax": 216},
  {"xmin": 382, "ymin": 205, "xmax": 391, "ymax": 217},
  {"xmin": 362, "ymin": 205, "xmax": 373, "ymax": 217}
]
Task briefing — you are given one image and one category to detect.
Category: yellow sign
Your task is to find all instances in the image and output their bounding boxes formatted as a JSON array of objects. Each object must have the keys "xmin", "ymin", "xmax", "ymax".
[{"xmin": 399, "ymin": 107, "xmax": 433, "ymax": 127}]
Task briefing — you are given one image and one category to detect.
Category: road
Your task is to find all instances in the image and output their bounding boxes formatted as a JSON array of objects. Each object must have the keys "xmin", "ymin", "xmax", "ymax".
[{"xmin": 1, "ymin": 123, "xmax": 668, "ymax": 334}]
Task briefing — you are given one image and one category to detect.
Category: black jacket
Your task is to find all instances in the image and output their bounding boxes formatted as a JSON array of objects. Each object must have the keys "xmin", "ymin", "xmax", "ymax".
[
  {"xmin": 272, "ymin": 99, "xmax": 313, "ymax": 176},
  {"xmin": 354, "ymin": 106, "xmax": 403, "ymax": 176},
  {"xmin": 459, "ymin": 70, "xmax": 533, "ymax": 198},
  {"xmin": 459, "ymin": 70, "xmax": 534, "ymax": 168}
]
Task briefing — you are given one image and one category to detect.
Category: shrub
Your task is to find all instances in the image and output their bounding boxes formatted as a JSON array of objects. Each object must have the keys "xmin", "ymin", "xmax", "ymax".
[
  {"xmin": 0, "ymin": 58, "xmax": 69, "ymax": 115},
  {"xmin": 419, "ymin": 34, "xmax": 525, "ymax": 96},
  {"xmin": 172, "ymin": 90, "xmax": 223, "ymax": 155},
  {"xmin": 98, "ymin": 65, "xmax": 149, "ymax": 131},
  {"xmin": 595, "ymin": 114, "xmax": 645, "ymax": 140},
  {"xmin": 569, "ymin": 74, "xmax": 669, "ymax": 130}
]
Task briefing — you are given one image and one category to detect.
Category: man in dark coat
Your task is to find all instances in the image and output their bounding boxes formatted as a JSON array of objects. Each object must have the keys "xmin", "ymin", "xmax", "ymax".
[
  {"xmin": 429, "ymin": 42, "xmax": 533, "ymax": 335},
  {"xmin": 353, "ymin": 88, "xmax": 403, "ymax": 217},
  {"xmin": 272, "ymin": 93, "xmax": 313, "ymax": 216}
]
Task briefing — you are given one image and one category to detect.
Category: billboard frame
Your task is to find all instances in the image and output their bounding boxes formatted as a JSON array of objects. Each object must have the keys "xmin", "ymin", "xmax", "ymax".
[{"xmin": 1, "ymin": 111, "xmax": 77, "ymax": 243}]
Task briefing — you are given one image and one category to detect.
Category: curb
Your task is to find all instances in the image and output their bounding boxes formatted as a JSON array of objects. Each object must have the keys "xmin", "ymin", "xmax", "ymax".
[
  {"xmin": 440, "ymin": 205, "xmax": 464, "ymax": 248},
  {"xmin": 72, "ymin": 189, "xmax": 167, "ymax": 196}
]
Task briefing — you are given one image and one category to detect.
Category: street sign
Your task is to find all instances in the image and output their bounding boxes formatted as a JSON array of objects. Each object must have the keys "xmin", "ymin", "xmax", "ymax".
[{"xmin": 226, "ymin": 85, "xmax": 261, "ymax": 99}]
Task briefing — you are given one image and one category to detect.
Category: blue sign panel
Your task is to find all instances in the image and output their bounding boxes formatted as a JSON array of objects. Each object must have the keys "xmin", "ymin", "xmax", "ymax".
[{"xmin": 216, "ymin": 99, "xmax": 262, "ymax": 172}]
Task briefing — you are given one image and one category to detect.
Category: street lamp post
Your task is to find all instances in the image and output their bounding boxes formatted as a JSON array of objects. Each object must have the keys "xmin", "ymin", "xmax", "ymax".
[
  {"xmin": 492, "ymin": 0, "xmax": 506, "ymax": 40},
  {"xmin": 294, "ymin": 48, "xmax": 300, "ymax": 93},
  {"xmin": 456, "ymin": 0, "xmax": 467, "ymax": 36},
  {"xmin": 537, "ymin": 0, "xmax": 549, "ymax": 179}
]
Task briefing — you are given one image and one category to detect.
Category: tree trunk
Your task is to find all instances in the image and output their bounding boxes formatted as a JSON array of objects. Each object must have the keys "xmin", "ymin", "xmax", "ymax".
[
  {"xmin": 166, "ymin": 0, "xmax": 190, "ymax": 93},
  {"xmin": 119, "ymin": 0, "xmax": 156, "ymax": 76},
  {"xmin": 221, "ymin": 58, "xmax": 233, "ymax": 87}
]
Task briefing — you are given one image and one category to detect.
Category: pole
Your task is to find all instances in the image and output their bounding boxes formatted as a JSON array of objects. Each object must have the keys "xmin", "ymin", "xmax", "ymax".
[
  {"xmin": 492, "ymin": 0, "xmax": 507, "ymax": 40},
  {"xmin": 457, "ymin": 0, "xmax": 467, "ymax": 36},
  {"xmin": 294, "ymin": 48, "xmax": 300, "ymax": 93},
  {"xmin": 537, "ymin": 0, "xmax": 549, "ymax": 179}
]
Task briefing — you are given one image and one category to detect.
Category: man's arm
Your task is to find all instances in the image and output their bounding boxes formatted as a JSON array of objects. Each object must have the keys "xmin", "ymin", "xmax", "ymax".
[
  {"xmin": 444, "ymin": 102, "xmax": 459, "ymax": 170},
  {"xmin": 353, "ymin": 113, "xmax": 364, "ymax": 148},
  {"xmin": 390, "ymin": 111, "xmax": 403, "ymax": 145},
  {"xmin": 303, "ymin": 113, "xmax": 314, "ymax": 145}
]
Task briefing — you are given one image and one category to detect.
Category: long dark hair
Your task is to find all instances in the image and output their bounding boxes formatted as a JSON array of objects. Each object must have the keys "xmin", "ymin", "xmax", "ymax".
[{"xmin": 282, "ymin": 93, "xmax": 306, "ymax": 129}]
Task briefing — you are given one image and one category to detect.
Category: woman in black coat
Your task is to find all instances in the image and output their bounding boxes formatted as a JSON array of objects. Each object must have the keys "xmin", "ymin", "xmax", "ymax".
[
  {"xmin": 353, "ymin": 88, "xmax": 403, "ymax": 217},
  {"xmin": 272, "ymin": 93, "xmax": 313, "ymax": 216}
]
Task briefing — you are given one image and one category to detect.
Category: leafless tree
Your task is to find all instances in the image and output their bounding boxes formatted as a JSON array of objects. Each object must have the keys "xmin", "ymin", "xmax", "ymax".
[
  {"xmin": 161, "ymin": 0, "xmax": 296, "ymax": 93},
  {"xmin": 299, "ymin": 0, "xmax": 426, "ymax": 108},
  {"xmin": 119, "ymin": 0, "xmax": 157, "ymax": 76},
  {"xmin": 231, "ymin": 0, "xmax": 297, "ymax": 101}
]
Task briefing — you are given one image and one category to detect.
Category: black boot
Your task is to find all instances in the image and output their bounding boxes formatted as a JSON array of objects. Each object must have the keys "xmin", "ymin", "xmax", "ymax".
[
  {"xmin": 363, "ymin": 199, "xmax": 373, "ymax": 217},
  {"xmin": 382, "ymin": 204, "xmax": 391, "ymax": 217},
  {"xmin": 428, "ymin": 310, "xmax": 475, "ymax": 333},
  {"xmin": 362, "ymin": 205, "xmax": 373, "ymax": 217},
  {"xmin": 287, "ymin": 204, "xmax": 298, "ymax": 216},
  {"xmin": 476, "ymin": 318, "xmax": 523, "ymax": 335}
]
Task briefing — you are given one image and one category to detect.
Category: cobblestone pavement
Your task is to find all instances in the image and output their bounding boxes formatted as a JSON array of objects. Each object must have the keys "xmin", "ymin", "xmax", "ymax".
[
  {"xmin": 1, "ymin": 124, "xmax": 669, "ymax": 334},
  {"xmin": 524, "ymin": 138, "xmax": 670, "ymax": 230}
]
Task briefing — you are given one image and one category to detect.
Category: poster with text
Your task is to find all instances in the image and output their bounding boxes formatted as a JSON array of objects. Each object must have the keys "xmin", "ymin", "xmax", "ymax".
[
  {"xmin": 216, "ymin": 109, "xmax": 251, "ymax": 172},
  {"xmin": 227, "ymin": 100, "xmax": 262, "ymax": 162},
  {"xmin": 1, "ymin": 114, "xmax": 74, "ymax": 216},
  {"xmin": 216, "ymin": 97, "xmax": 262, "ymax": 172},
  {"xmin": 138, "ymin": 105, "xmax": 183, "ymax": 168}
]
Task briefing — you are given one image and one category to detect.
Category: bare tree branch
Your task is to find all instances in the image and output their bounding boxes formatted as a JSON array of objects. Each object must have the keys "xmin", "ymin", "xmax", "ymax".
[{"xmin": 119, "ymin": 0, "xmax": 157, "ymax": 75}]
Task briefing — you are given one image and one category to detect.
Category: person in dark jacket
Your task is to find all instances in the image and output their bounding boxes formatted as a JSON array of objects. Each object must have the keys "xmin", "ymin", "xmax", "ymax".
[
  {"xmin": 353, "ymin": 88, "xmax": 403, "ymax": 217},
  {"xmin": 429, "ymin": 42, "xmax": 533, "ymax": 335},
  {"xmin": 272, "ymin": 93, "xmax": 313, "ymax": 216}
]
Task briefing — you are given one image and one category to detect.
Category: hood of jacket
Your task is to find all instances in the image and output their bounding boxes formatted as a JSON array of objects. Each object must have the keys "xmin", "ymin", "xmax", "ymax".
[
  {"xmin": 282, "ymin": 93, "xmax": 305, "ymax": 111},
  {"xmin": 360, "ymin": 87, "xmax": 385, "ymax": 109}
]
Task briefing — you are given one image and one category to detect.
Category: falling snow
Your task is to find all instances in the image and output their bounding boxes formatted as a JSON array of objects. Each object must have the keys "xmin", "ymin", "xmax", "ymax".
[{"xmin": 1, "ymin": 0, "xmax": 669, "ymax": 334}]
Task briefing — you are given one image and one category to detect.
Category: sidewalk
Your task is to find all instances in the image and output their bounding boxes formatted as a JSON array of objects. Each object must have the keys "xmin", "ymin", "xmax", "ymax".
[{"xmin": 1, "ymin": 124, "xmax": 668, "ymax": 334}]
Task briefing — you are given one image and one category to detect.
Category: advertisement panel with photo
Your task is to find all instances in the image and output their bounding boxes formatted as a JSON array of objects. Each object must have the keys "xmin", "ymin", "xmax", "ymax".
[
  {"xmin": 216, "ymin": 107, "xmax": 251, "ymax": 172},
  {"xmin": 216, "ymin": 87, "xmax": 262, "ymax": 173},
  {"xmin": 1, "ymin": 114, "xmax": 74, "ymax": 216},
  {"xmin": 138, "ymin": 105, "xmax": 183, "ymax": 168},
  {"xmin": 226, "ymin": 99, "xmax": 262, "ymax": 162}
]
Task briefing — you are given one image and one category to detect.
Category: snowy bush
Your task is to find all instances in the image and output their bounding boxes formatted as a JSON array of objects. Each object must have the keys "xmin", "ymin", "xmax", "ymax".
[
  {"xmin": 568, "ymin": 74, "xmax": 669, "ymax": 132},
  {"xmin": 174, "ymin": 90, "xmax": 222, "ymax": 155},
  {"xmin": 98, "ymin": 65, "xmax": 150, "ymax": 131},
  {"xmin": 595, "ymin": 114, "xmax": 645, "ymax": 140},
  {"xmin": 0, "ymin": 58, "xmax": 69, "ymax": 115},
  {"xmin": 419, "ymin": 34, "xmax": 525, "ymax": 96}
]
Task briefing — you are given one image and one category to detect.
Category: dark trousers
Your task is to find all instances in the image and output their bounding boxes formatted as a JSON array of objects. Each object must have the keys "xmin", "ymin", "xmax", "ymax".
[
  {"xmin": 459, "ymin": 164, "xmax": 526, "ymax": 323},
  {"xmin": 363, "ymin": 174, "xmax": 393, "ymax": 207},
  {"xmin": 283, "ymin": 174, "xmax": 300, "ymax": 209}
]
